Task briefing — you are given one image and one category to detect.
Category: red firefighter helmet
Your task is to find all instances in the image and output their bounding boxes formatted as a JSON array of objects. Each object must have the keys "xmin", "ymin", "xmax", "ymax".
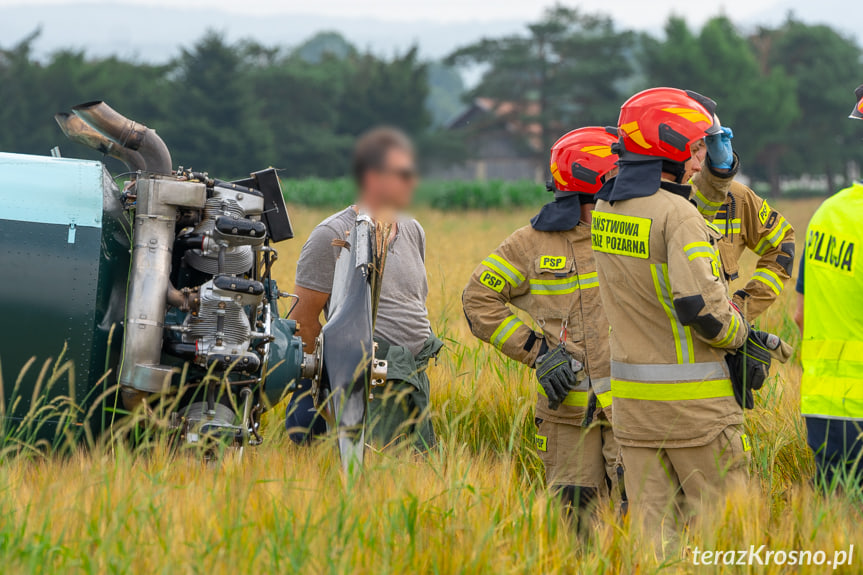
[
  {"xmin": 549, "ymin": 126, "xmax": 619, "ymax": 195},
  {"xmin": 849, "ymin": 84, "xmax": 863, "ymax": 120},
  {"xmin": 617, "ymin": 87, "xmax": 721, "ymax": 163}
]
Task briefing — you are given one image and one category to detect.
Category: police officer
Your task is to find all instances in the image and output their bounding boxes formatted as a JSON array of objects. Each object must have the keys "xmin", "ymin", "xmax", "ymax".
[
  {"xmin": 592, "ymin": 88, "xmax": 764, "ymax": 549},
  {"xmin": 462, "ymin": 127, "xmax": 622, "ymax": 523},
  {"xmin": 689, "ymin": 129, "xmax": 796, "ymax": 321},
  {"xmin": 793, "ymin": 84, "xmax": 863, "ymax": 486}
]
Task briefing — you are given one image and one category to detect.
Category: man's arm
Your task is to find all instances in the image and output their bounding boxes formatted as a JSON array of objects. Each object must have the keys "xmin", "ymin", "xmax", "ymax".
[
  {"xmin": 291, "ymin": 286, "xmax": 330, "ymax": 350},
  {"xmin": 735, "ymin": 189, "xmax": 795, "ymax": 320},
  {"xmin": 795, "ymin": 293, "xmax": 805, "ymax": 333},
  {"xmin": 291, "ymin": 221, "xmax": 342, "ymax": 349},
  {"xmin": 667, "ymin": 213, "xmax": 747, "ymax": 350},
  {"xmin": 462, "ymin": 237, "xmax": 539, "ymax": 366}
]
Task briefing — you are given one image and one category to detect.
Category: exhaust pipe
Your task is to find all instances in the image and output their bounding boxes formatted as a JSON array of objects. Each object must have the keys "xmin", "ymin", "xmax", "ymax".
[
  {"xmin": 72, "ymin": 101, "xmax": 172, "ymax": 174},
  {"xmin": 55, "ymin": 113, "xmax": 147, "ymax": 172},
  {"xmin": 118, "ymin": 174, "xmax": 206, "ymax": 408}
]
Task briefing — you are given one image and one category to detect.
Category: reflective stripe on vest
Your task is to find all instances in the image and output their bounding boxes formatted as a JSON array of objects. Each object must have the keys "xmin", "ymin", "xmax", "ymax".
[
  {"xmin": 752, "ymin": 267, "xmax": 784, "ymax": 295},
  {"xmin": 595, "ymin": 390, "xmax": 613, "ymax": 408},
  {"xmin": 684, "ymin": 241, "xmax": 714, "ymax": 262},
  {"xmin": 715, "ymin": 310, "xmax": 742, "ymax": 348},
  {"xmin": 536, "ymin": 385, "xmax": 590, "ymax": 407},
  {"xmin": 536, "ymin": 376, "xmax": 600, "ymax": 408},
  {"xmin": 592, "ymin": 376, "xmax": 611, "ymax": 394},
  {"xmin": 692, "ymin": 185, "xmax": 723, "ymax": 219},
  {"xmin": 612, "ymin": 360, "xmax": 726, "ymax": 381},
  {"xmin": 593, "ymin": 376, "xmax": 612, "ymax": 408},
  {"xmin": 801, "ymin": 339, "xmax": 863, "ymax": 419},
  {"xmin": 529, "ymin": 272, "xmax": 599, "ymax": 294},
  {"xmin": 754, "ymin": 217, "xmax": 790, "ymax": 255},
  {"xmin": 611, "ymin": 360, "xmax": 733, "ymax": 401},
  {"xmin": 650, "ymin": 263, "xmax": 694, "ymax": 364},
  {"xmin": 482, "ymin": 254, "xmax": 525, "ymax": 287},
  {"xmin": 490, "ymin": 315, "xmax": 525, "ymax": 348},
  {"xmin": 713, "ymin": 218, "xmax": 742, "ymax": 235}
]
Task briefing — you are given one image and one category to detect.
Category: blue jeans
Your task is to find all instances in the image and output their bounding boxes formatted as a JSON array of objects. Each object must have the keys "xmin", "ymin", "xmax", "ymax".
[
  {"xmin": 284, "ymin": 378, "xmax": 327, "ymax": 444},
  {"xmin": 806, "ymin": 417, "xmax": 863, "ymax": 487}
]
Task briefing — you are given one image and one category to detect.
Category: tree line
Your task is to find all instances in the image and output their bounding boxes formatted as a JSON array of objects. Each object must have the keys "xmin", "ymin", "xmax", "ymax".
[
  {"xmin": 449, "ymin": 7, "xmax": 862, "ymax": 196},
  {"xmin": 0, "ymin": 29, "xmax": 458, "ymax": 180},
  {"xmin": 1, "ymin": 6, "xmax": 860, "ymax": 195}
]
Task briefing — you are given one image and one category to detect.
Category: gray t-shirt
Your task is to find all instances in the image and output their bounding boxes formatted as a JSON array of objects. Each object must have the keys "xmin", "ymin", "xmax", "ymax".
[{"xmin": 295, "ymin": 207, "xmax": 431, "ymax": 356}]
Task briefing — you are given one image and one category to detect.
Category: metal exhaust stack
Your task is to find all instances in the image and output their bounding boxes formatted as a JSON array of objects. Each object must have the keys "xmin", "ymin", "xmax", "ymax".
[
  {"xmin": 118, "ymin": 175, "xmax": 206, "ymax": 409},
  {"xmin": 55, "ymin": 112, "xmax": 147, "ymax": 172},
  {"xmin": 57, "ymin": 103, "xmax": 195, "ymax": 409},
  {"xmin": 63, "ymin": 102, "xmax": 199, "ymax": 408},
  {"xmin": 72, "ymin": 101, "xmax": 172, "ymax": 174}
]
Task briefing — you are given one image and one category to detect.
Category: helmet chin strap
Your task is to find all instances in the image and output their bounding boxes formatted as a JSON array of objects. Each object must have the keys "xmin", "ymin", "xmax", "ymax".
[
  {"xmin": 551, "ymin": 189, "xmax": 597, "ymax": 205},
  {"xmin": 661, "ymin": 159, "xmax": 687, "ymax": 184},
  {"xmin": 553, "ymin": 189, "xmax": 580, "ymax": 200}
]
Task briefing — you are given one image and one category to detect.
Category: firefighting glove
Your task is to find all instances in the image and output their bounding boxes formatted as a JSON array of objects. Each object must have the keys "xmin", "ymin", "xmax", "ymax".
[
  {"xmin": 535, "ymin": 343, "xmax": 581, "ymax": 411},
  {"xmin": 725, "ymin": 328, "xmax": 772, "ymax": 409},
  {"xmin": 705, "ymin": 126, "xmax": 735, "ymax": 170}
]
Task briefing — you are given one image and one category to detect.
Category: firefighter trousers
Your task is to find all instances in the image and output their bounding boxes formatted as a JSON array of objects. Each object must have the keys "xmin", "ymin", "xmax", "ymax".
[
  {"xmin": 621, "ymin": 424, "xmax": 750, "ymax": 550},
  {"xmin": 536, "ymin": 411, "xmax": 622, "ymax": 502}
]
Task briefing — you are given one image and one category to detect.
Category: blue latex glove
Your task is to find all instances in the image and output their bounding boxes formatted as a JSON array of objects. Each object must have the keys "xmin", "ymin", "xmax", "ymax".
[{"xmin": 705, "ymin": 126, "xmax": 734, "ymax": 169}]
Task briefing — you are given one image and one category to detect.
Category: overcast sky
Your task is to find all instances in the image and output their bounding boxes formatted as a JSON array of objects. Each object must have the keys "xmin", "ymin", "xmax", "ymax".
[
  {"xmin": 0, "ymin": 0, "xmax": 780, "ymax": 28},
  {"xmin": 0, "ymin": 0, "xmax": 851, "ymax": 64}
]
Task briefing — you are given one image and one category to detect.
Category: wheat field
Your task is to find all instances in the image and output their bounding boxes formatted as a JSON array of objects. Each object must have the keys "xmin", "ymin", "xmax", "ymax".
[{"xmin": 2, "ymin": 198, "xmax": 861, "ymax": 574}]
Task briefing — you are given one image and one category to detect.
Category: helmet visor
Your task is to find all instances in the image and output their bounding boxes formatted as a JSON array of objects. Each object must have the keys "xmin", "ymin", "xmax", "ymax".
[
  {"xmin": 850, "ymin": 84, "xmax": 863, "ymax": 120},
  {"xmin": 704, "ymin": 113, "xmax": 723, "ymax": 135}
]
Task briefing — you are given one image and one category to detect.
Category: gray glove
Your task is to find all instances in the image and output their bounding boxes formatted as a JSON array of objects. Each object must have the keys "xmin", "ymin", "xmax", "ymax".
[
  {"xmin": 535, "ymin": 343, "xmax": 580, "ymax": 410},
  {"xmin": 726, "ymin": 328, "xmax": 773, "ymax": 409},
  {"xmin": 754, "ymin": 330, "xmax": 793, "ymax": 363}
]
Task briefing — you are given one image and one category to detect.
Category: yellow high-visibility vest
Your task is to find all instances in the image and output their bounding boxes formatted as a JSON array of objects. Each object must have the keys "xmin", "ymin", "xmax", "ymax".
[{"xmin": 801, "ymin": 182, "xmax": 863, "ymax": 420}]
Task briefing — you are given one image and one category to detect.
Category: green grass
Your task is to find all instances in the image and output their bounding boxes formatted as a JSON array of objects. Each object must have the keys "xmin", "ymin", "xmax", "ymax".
[{"xmin": 281, "ymin": 178, "xmax": 547, "ymax": 210}]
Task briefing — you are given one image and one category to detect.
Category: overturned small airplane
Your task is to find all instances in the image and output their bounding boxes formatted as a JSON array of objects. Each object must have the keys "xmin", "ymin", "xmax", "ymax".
[{"xmin": 0, "ymin": 102, "xmax": 384, "ymax": 468}]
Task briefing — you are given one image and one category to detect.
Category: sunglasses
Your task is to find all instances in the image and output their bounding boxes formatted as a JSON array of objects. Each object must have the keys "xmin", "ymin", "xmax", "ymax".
[{"xmin": 380, "ymin": 166, "xmax": 418, "ymax": 182}]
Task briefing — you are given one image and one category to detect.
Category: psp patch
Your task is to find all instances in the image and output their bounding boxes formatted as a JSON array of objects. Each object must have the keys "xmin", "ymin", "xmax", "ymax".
[
  {"xmin": 539, "ymin": 255, "xmax": 567, "ymax": 271},
  {"xmin": 758, "ymin": 200, "xmax": 772, "ymax": 225},
  {"xmin": 741, "ymin": 433, "xmax": 752, "ymax": 452},
  {"xmin": 479, "ymin": 270, "xmax": 506, "ymax": 292},
  {"xmin": 591, "ymin": 212, "xmax": 652, "ymax": 259},
  {"xmin": 535, "ymin": 434, "xmax": 548, "ymax": 452}
]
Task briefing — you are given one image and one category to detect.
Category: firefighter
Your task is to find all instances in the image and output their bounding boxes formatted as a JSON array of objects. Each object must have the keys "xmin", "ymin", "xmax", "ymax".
[
  {"xmin": 462, "ymin": 127, "xmax": 623, "ymax": 523},
  {"xmin": 793, "ymin": 84, "xmax": 863, "ymax": 486},
  {"xmin": 689, "ymin": 129, "xmax": 796, "ymax": 321},
  {"xmin": 592, "ymin": 88, "xmax": 769, "ymax": 549}
]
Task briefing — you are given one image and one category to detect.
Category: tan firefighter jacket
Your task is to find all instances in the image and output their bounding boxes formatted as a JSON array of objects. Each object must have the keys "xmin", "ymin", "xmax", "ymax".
[
  {"xmin": 462, "ymin": 223, "xmax": 610, "ymax": 426},
  {"xmin": 691, "ymin": 157, "xmax": 796, "ymax": 321},
  {"xmin": 592, "ymin": 181, "xmax": 748, "ymax": 448}
]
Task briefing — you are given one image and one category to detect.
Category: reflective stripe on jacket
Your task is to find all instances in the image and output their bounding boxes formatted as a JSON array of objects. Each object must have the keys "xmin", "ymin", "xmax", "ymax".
[
  {"xmin": 462, "ymin": 223, "xmax": 610, "ymax": 425},
  {"xmin": 592, "ymin": 184, "xmax": 747, "ymax": 448},
  {"xmin": 801, "ymin": 182, "xmax": 863, "ymax": 420},
  {"xmin": 691, "ymin": 157, "xmax": 796, "ymax": 321}
]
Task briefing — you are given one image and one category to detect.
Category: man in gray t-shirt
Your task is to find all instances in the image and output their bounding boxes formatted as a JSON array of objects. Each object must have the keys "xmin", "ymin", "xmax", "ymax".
[
  {"xmin": 295, "ymin": 207, "xmax": 430, "ymax": 355},
  {"xmin": 286, "ymin": 127, "xmax": 439, "ymax": 448}
]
